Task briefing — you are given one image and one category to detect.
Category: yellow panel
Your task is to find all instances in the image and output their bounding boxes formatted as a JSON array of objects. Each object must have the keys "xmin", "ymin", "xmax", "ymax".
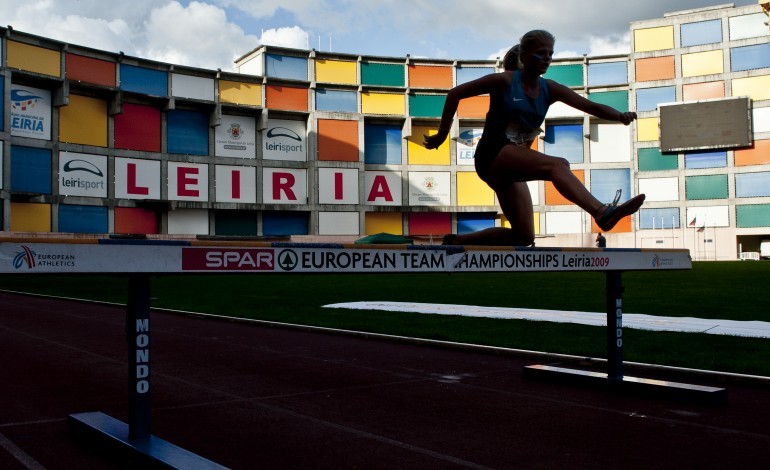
[
  {"xmin": 732, "ymin": 75, "xmax": 770, "ymax": 101},
  {"xmin": 637, "ymin": 117, "xmax": 659, "ymax": 142},
  {"xmin": 10, "ymin": 203, "xmax": 52, "ymax": 232},
  {"xmin": 7, "ymin": 41, "xmax": 61, "ymax": 77},
  {"xmin": 633, "ymin": 26, "xmax": 674, "ymax": 52},
  {"xmin": 59, "ymin": 95, "xmax": 108, "ymax": 147},
  {"xmin": 219, "ymin": 80, "xmax": 262, "ymax": 106},
  {"xmin": 315, "ymin": 59, "xmax": 357, "ymax": 85},
  {"xmin": 407, "ymin": 126, "xmax": 449, "ymax": 165},
  {"xmin": 457, "ymin": 172, "xmax": 495, "ymax": 206},
  {"xmin": 502, "ymin": 212, "xmax": 540, "ymax": 235},
  {"xmin": 365, "ymin": 212, "xmax": 403, "ymax": 235},
  {"xmin": 362, "ymin": 92, "xmax": 405, "ymax": 115},
  {"xmin": 681, "ymin": 50, "xmax": 723, "ymax": 78}
]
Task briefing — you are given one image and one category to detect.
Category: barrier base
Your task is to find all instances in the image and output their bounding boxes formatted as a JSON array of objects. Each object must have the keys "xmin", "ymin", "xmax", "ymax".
[
  {"xmin": 67, "ymin": 412, "xmax": 229, "ymax": 470},
  {"xmin": 523, "ymin": 365, "xmax": 728, "ymax": 405}
]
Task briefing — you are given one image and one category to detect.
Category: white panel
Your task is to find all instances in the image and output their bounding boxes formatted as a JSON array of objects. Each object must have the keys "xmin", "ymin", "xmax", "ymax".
[
  {"xmin": 638, "ymin": 177, "xmax": 679, "ymax": 201},
  {"xmin": 238, "ymin": 55, "xmax": 263, "ymax": 76},
  {"xmin": 729, "ymin": 13, "xmax": 768, "ymax": 40},
  {"xmin": 408, "ymin": 172, "xmax": 451, "ymax": 206},
  {"xmin": 171, "ymin": 74, "xmax": 215, "ymax": 101},
  {"xmin": 457, "ymin": 127, "xmax": 483, "ymax": 166},
  {"xmin": 685, "ymin": 206, "xmax": 729, "ymax": 227},
  {"xmin": 0, "ymin": 145, "xmax": 3, "ymax": 190},
  {"xmin": 365, "ymin": 171, "xmax": 402, "ymax": 206},
  {"xmin": 11, "ymin": 84, "xmax": 52, "ymax": 140},
  {"xmin": 753, "ymin": 106, "xmax": 770, "ymax": 134},
  {"xmin": 262, "ymin": 167, "xmax": 308, "ymax": 204},
  {"xmin": 59, "ymin": 152, "xmax": 107, "ymax": 197},
  {"xmin": 168, "ymin": 162, "xmax": 209, "ymax": 201},
  {"xmin": 114, "ymin": 158, "xmax": 161, "ymax": 200},
  {"xmin": 167, "ymin": 209, "xmax": 209, "ymax": 235},
  {"xmin": 589, "ymin": 123, "xmax": 631, "ymax": 162},
  {"xmin": 262, "ymin": 119, "xmax": 307, "ymax": 161},
  {"xmin": 546, "ymin": 99, "xmax": 584, "ymax": 119},
  {"xmin": 318, "ymin": 212, "xmax": 360, "ymax": 235},
  {"xmin": 215, "ymin": 115, "xmax": 257, "ymax": 158},
  {"xmin": 318, "ymin": 168, "xmax": 359, "ymax": 204},
  {"xmin": 545, "ymin": 211, "xmax": 583, "ymax": 234},
  {"xmin": 527, "ymin": 180, "xmax": 539, "ymax": 205},
  {"xmin": 215, "ymin": 165, "xmax": 257, "ymax": 203}
]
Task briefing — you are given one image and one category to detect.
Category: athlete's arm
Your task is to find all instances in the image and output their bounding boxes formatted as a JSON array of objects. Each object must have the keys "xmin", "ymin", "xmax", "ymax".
[{"xmin": 547, "ymin": 79, "xmax": 636, "ymax": 125}]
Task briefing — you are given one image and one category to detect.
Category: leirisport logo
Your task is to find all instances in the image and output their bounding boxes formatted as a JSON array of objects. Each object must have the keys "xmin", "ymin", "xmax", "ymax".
[
  {"xmin": 266, "ymin": 127, "xmax": 302, "ymax": 141},
  {"xmin": 63, "ymin": 159, "xmax": 104, "ymax": 177},
  {"xmin": 13, "ymin": 246, "xmax": 37, "ymax": 269}
]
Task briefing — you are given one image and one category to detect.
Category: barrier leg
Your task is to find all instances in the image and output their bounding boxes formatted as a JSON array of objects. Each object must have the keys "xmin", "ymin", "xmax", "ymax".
[
  {"xmin": 605, "ymin": 271, "xmax": 624, "ymax": 381},
  {"xmin": 127, "ymin": 274, "xmax": 152, "ymax": 439}
]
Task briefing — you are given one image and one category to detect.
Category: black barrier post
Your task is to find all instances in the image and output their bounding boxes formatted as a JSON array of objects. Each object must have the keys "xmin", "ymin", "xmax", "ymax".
[
  {"xmin": 127, "ymin": 274, "xmax": 151, "ymax": 440},
  {"xmin": 605, "ymin": 271, "xmax": 624, "ymax": 381}
]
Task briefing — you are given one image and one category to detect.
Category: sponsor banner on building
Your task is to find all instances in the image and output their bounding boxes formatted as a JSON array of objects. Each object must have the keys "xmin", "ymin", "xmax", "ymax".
[
  {"xmin": 262, "ymin": 119, "xmax": 306, "ymax": 161},
  {"xmin": 408, "ymin": 172, "xmax": 450, "ymax": 206},
  {"xmin": 318, "ymin": 168, "xmax": 359, "ymax": 204},
  {"xmin": 0, "ymin": 146, "xmax": 3, "ymax": 190},
  {"xmin": 59, "ymin": 152, "xmax": 107, "ymax": 197},
  {"xmin": 365, "ymin": 171, "xmax": 402, "ymax": 206},
  {"xmin": 215, "ymin": 165, "xmax": 257, "ymax": 203},
  {"xmin": 168, "ymin": 162, "xmax": 209, "ymax": 201},
  {"xmin": 114, "ymin": 158, "xmax": 161, "ymax": 200},
  {"xmin": 11, "ymin": 84, "xmax": 52, "ymax": 140},
  {"xmin": 262, "ymin": 167, "xmax": 308, "ymax": 204},
  {"xmin": 215, "ymin": 114, "xmax": 257, "ymax": 158},
  {"xmin": 457, "ymin": 127, "xmax": 482, "ymax": 166}
]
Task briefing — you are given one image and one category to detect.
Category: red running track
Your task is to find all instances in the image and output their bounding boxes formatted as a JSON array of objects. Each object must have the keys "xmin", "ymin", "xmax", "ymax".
[{"xmin": 1, "ymin": 291, "xmax": 769, "ymax": 469}]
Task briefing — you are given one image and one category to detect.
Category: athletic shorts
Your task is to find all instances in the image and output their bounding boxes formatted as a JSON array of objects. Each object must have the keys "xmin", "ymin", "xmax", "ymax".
[{"xmin": 473, "ymin": 133, "xmax": 533, "ymax": 185}]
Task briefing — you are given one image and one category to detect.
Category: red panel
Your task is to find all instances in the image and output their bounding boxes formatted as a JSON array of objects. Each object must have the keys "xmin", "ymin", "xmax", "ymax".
[
  {"xmin": 114, "ymin": 207, "xmax": 159, "ymax": 234},
  {"xmin": 114, "ymin": 103, "xmax": 161, "ymax": 152},
  {"xmin": 65, "ymin": 53, "xmax": 116, "ymax": 87},
  {"xmin": 408, "ymin": 212, "xmax": 451, "ymax": 236}
]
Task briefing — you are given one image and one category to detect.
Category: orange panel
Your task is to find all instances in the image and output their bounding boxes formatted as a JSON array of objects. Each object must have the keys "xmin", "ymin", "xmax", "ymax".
[
  {"xmin": 114, "ymin": 207, "xmax": 159, "ymax": 234},
  {"xmin": 317, "ymin": 119, "xmax": 359, "ymax": 162},
  {"xmin": 682, "ymin": 81, "xmax": 724, "ymax": 101},
  {"xmin": 66, "ymin": 53, "xmax": 116, "ymax": 87},
  {"xmin": 545, "ymin": 170, "xmax": 584, "ymax": 205},
  {"xmin": 735, "ymin": 140, "xmax": 770, "ymax": 166},
  {"xmin": 458, "ymin": 95, "xmax": 489, "ymax": 119},
  {"xmin": 591, "ymin": 215, "xmax": 632, "ymax": 233},
  {"xmin": 635, "ymin": 56, "xmax": 675, "ymax": 82},
  {"xmin": 408, "ymin": 64, "xmax": 453, "ymax": 88},
  {"xmin": 266, "ymin": 84, "xmax": 308, "ymax": 112}
]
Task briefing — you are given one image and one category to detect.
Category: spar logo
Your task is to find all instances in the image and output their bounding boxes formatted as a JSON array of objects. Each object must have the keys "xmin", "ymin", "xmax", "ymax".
[
  {"xmin": 277, "ymin": 249, "xmax": 298, "ymax": 271},
  {"xmin": 13, "ymin": 245, "xmax": 37, "ymax": 269},
  {"xmin": 11, "ymin": 89, "xmax": 42, "ymax": 111},
  {"xmin": 181, "ymin": 248, "xmax": 274, "ymax": 271}
]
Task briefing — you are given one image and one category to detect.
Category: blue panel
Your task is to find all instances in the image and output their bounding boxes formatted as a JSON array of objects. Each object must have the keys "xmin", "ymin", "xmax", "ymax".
[
  {"xmin": 456, "ymin": 67, "xmax": 495, "ymax": 85},
  {"xmin": 684, "ymin": 150, "xmax": 727, "ymax": 169},
  {"xmin": 0, "ymin": 76, "xmax": 4, "ymax": 131},
  {"xmin": 265, "ymin": 54, "xmax": 308, "ymax": 81},
  {"xmin": 10, "ymin": 146, "xmax": 51, "ymax": 194},
  {"xmin": 457, "ymin": 213, "xmax": 495, "ymax": 234},
  {"xmin": 635, "ymin": 86, "xmax": 676, "ymax": 112},
  {"xmin": 587, "ymin": 62, "xmax": 627, "ymax": 86},
  {"xmin": 731, "ymin": 43, "xmax": 770, "ymax": 72},
  {"xmin": 590, "ymin": 169, "xmax": 631, "ymax": 204},
  {"xmin": 364, "ymin": 124, "xmax": 402, "ymax": 164},
  {"xmin": 315, "ymin": 89, "xmax": 357, "ymax": 113},
  {"xmin": 167, "ymin": 110, "xmax": 209, "ymax": 155},
  {"xmin": 544, "ymin": 124, "xmax": 583, "ymax": 164},
  {"xmin": 119, "ymin": 64, "xmax": 168, "ymax": 96},
  {"xmin": 681, "ymin": 19, "xmax": 722, "ymax": 47},
  {"xmin": 262, "ymin": 211, "xmax": 309, "ymax": 235},
  {"xmin": 58, "ymin": 205, "xmax": 108, "ymax": 234},
  {"xmin": 639, "ymin": 207, "xmax": 680, "ymax": 229},
  {"xmin": 736, "ymin": 172, "xmax": 770, "ymax": 198}
]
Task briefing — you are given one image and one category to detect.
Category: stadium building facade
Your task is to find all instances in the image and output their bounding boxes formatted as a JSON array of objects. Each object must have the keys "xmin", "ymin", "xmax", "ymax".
[{"xmin": 1, "ymin": 3, "xmax": 768, "ymax": 259}]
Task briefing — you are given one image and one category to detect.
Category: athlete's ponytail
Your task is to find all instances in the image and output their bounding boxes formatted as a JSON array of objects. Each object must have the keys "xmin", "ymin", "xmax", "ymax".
[{"xmin": 502, "ymin": 44, "xmax": 522, "ymax": 71}]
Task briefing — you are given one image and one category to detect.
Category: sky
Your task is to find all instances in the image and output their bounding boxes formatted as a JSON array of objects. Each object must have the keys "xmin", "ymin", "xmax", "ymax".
[{"xmin": 0, "ymin": 1, "xmax": 762, "ymax": 72}]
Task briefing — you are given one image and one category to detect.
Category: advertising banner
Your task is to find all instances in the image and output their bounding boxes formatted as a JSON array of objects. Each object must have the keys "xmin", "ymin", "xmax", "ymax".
[
  {"xmin": 408, "ymin": 172, "xmax": 450, "ymax": 206},
  {"xmin": 216, "ymin": 114, "xmax": 257, "ymax": 158},
  {"xmin": 114, "ymin": 158, "xmax": 161, "ymax": 200},
  {"xmin": 215, "ymin": 165, "xmax": 257, "ymax": 203},
  {"xmin": 168, "ymin": 162, "xmax": 209, "ymax": 202},
  {"xmin": 262, "ymin": 119, "xmax": 306, "ymax": 161},
  {"xmin": 365, "ymin": 171, "xmax": 402, "ymax": 206},
  {"xmin": 59, "ymin": 152, "xmax": 108, "ymax": 198},
  {"xmin": 11, "ymin": 84, "xmax": 52, "ymax": 140},
  {"xmin": 457, "ymin": 127, "xmax": 482, "ymax": 166}
]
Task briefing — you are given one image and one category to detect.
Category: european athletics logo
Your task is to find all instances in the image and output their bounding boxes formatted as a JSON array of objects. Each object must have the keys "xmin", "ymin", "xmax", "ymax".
[{"xmin": 13, "ymin": 246, "xmax": 37, "ymax": 269}]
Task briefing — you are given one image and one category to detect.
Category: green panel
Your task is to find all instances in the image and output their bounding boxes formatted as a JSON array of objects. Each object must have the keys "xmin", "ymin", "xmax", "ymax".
[
  {"xmin": 638, "ymin": 147, "xmax": 678, "ymax": 171},
  {"xmin": 543, "ymin": 64, "xmax": 583, "ymax": 87},
  {"xmin": 588, "ymin": 91, "xmax": 628, "ymax": 112},
  {"xmin": 361, "ymin": 62, "xmax": 405, "ymax": 87},
  {"xmin": 215, "ymin": 211, "xmax": 258, "ymax": 236},
  {"xmin": 685, "ymin": 174, "xmax": 728, "ymax": 200},
  {"xmin": 736, "ymin": 204, "xmax": 770, "ymax": 228},
  {"xmin": 409, "ymin": 94, "xmax": 446, "ymax": 118}
]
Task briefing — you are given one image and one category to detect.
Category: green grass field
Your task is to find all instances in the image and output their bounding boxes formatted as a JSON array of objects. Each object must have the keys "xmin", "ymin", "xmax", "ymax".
[{"xmin": 2, "ymin": 261, "xmax": 769, "ymax": 376}]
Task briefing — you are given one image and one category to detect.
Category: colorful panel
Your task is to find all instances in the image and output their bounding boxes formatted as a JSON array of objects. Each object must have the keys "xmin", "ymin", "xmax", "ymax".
[
  {"xmin": 636, "ymin": 117, "xmax": 659, "ymax": 142},
  {"xmin": 65, "ymin": 53, "xmax": 115, "ymax": 87},
  {"xmin": 167, "ymin": 109, "xmax": 209, "ymax": 156},
  {"xmin": 456, "ymin": 67, "xmax": 494, "ymax": 85},
  {"xmin": 590, "ymin": 213, "xmax": 632, "ymax": 234},
  {"xmin": 119, "ymin": 64, "xmax": 168, "ymax": 96},
  {"xmin": 315, "ymin": 89, "xmax": 357, "ymax": 113},
  {"xmin": 0, "ymin": 76, "xmax": 3, "ymax": 131},
  {"xmin": 590, "ymin": 169, "xmax": 631, "ymax": 206},
  {"xmin": 365, "ymin": 171, "xmax": 402, "ymax": 206},
  {"xmin": 11, "ymin": 85, "xmax": 52, "ymax": 140},
  {"xmin": 588, "ymin": 91, "xmax": 628, "ymax": 113},
  {"xmin": 114, "ymin": 207, "xmax": 159, "ymax": 235},
  {"xmin": 680, "ymin": 19, "xmax": 722, "ymax": 47},
  {"xmin": 685, "ymin": 175, "xmax": 728, "ymax": 200},
  {"xmin": 684, "ymin": 150, "xmax": 727, "ymax": 169},
  {"xmin": 638, "ymin": 177, "xmax": 679, "ymax": 201},
  {"xmin": 114, "ymin": 103, "xmax": 161, "ymax": 152},
  {"xmin": 729, "ymin": 13, "xmax": 768, "ymax": 41},
  {"xmin": 730, "ymin": 43, "xmax": 770, "ymax": 72},
  {"xmin": 58, "ymin": 205, "xmax": 108, "ymax": 234},
  {"xmin": 361, "ymin": 92, "xmax": 405, "ymax": 115},
  {"xmin": 634, "ymin": 56, "xmax": 675, "ymax": 82},
  {"xmin": 682, "ymin": 81, "xmax": 724, "ymax": 101},
  {"xmin": 638, "ymin": 147, "xmax": 678, "ymax": 171},
  {"xmin": 681, "ymin": 50, "xmax": 723, "ymax": 78},
  {"xmin": 458, "ymin": 95, "xmax": 489, "ymax": 119},
  {"xmin": 219, "ymin": 80, "xmax": 262, "ymax": 106},
  {"xmin": 457, "ymin": 172, "xmax": 494, "ymax": 206},
  {"xmin": 639, "ymin": 207, "xmax": 680, "ymax": 230},
  {"xmin": 409, "ymin": 94, "xmax": 446, "ymax": 118},
  {"xmin": 635, "ymin": 87, "xmax": 675, "ymax": 112},
  {"xmin": 265, "ymin": 54, "xmax": 308, "ymax": 81},
  {"xmin": 736, "ymin": 204, "xmax": 770, "ymax": 228},
  {"xmin": 735, "ymin": 140, "xmax": 770, "ymax": 166},
  {"xmin": 6, "ymin": 41, "xmax": 61, "ymax": 77},
  {"xmin": 167, "ymin": 209, "xmax": 209, "ymax": 235},
  {"xmin": 318, "ymin": 212, "xmax": 359, "ymax": 235},
  {"xmin": 314, "ymin": 59, "xmax": 357, "ymax": 85},
  {"xmin": 262, "ymin": 211, "xmax": 309, "ymax": 235},
  {"xmin": 457, "ymin": 213, "xmax": 495, "ymax": 234},
  {"xmin": 544, "ymin": 124, "xmax": 583, "ymax": 164},
  {"xmin": 59, "ymin": 94, "xmax": 108, "ymax": 147},
  {"xmin": 736, "ymin": 172, "xmax": 770, "ymax": 198},
  {"xmin": 408, "ymin": 212, "xmax": 451, "ymax": 236},
  {"xmin": 732, "ymin": 76, "xmax": 770, "ymax": 102},
  {"xmin": 407, "ymin": 126, "xmax": 449, "ymax": 165},
  {"xmin": 543, "ymin": 64, "xmax": 583, "ymax": 87},
  {"xmin": 545, "ymin": 170, "xmax": 584, "ymax": 205},
  {"xmin": 317, "ymin": 119, "xmax": 359, "ymax": 162},
  {"xmin": 546, "ymin": 212, "xmax": 583, "ymax": 234},
  {"xmin": 587, "ymin": 62, "xmax": 627, "ymax": 86},
  {"xmin": 408, "ymin": 65, "xmax": 452, "ymax": 88},
  {"xmin": 10, "ymin": 146, "xmax": 51, "ymax": 194},
  {"xmin": 364, "ymin": 212, "xmax": 403, "ymax": 235},
  {"xmin": 10, "ymin": 202, "xmax": 51, "ymax": 232},
  {"xmin": 364, "ymin": 124, "xmax": 402, "ymax": 164},
  {"xmin": 633, "ymin": 26, "xmax": 675, "ymax": 52},
  {"xmin": 171, "ymin": 74, "xmax": 215, "ymax": 101},
  {"xmin": 318, "ymin": 168, "xmax": 359, "ymax": 204},
  {"xmin": 589, "ymin": 123, "xmax": 631, "ymax": 163},
  {"xmin": 214, "ymin": 210, "xmax": 258, "ymax": 236},
  {"xmin": 266, "ymin": 85, "xmax": 308, "ymax": 112},
  {"xmin": 360, "ymin": 62, "xmax": 405, "ymax": 87}
]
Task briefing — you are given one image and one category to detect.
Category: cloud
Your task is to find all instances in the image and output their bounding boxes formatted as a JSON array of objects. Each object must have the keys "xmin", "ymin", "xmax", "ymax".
[{"xmin": 258, "ymin": 26, "xmax": 309, "ymax": 49}]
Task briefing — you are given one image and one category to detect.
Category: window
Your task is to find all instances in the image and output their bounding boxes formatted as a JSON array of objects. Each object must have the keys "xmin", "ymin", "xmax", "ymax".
[
  {"xmin": 265, "ymin": 54, "xmax": 308, "ymax": 81},
  {"xmin": 587, "ymin": 62, "xmax": 627, "ymax": 86},
  {"xmin": 736, "ymin": 172, "xmax": 770, "ymax": 198},
  {"xmin": 636, "ymin": 87, "xmax": 675, "ymax": 113},
  {"xmin": 364, "ymin": 124, "xmax": 402, "ymax": 164},
  {"xmin": 639, "ymin": 207, "xmax": 680, "ymax": 229},
  {"xmin": 590, "ymin": 169, "xmax": 631, "ymax": 205},
  {"xmin": 684, "ymin": 150, "xmax": 727, "ymax": 169},
  {"xmin": 456, "ymin": 67, "xmax": 494, "ymax": 85},
  {"xmin": 680, "ymin": 19, "xmax": 722, "ymax": 47},
  {"xmin": 731, "ymin": 44, "xmax": 770, "ymax": 72},
  {"xmin": 638, "ymin": 147, "xmax": 678, "ymax": 172},
  {"xmin": 544, "ymin": 124, "xmax": 583, "ymax": 163},
  {"xmin": 315, "ymin": 89, "xmax": 357, "ymax": 113},
  {"xmin": 685, "ymin": 175, "xmax": 728, "ymax": 200}
]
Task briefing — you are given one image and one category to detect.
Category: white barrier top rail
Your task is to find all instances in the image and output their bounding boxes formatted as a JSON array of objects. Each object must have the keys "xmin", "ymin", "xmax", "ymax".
[{"xmin": 0, "ymin": 239, "xmax": 692, "ymax": 274}]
